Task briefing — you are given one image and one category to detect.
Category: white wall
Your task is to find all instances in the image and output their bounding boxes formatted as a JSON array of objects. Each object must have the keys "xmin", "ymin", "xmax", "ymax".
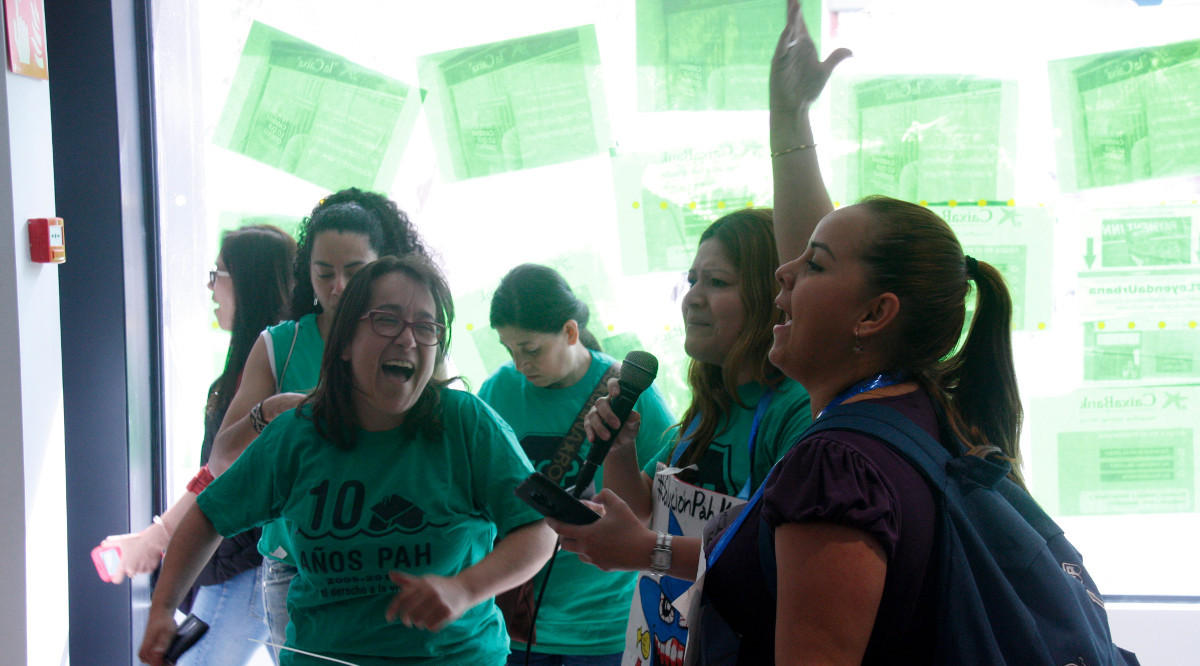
[
  {"xmin": 1109, "ymin": 604, "xmax": 1200, "ymax": 666},
  {"xmin": 0, "ymin": 37, "xmax": 70, "ymax": 666}
]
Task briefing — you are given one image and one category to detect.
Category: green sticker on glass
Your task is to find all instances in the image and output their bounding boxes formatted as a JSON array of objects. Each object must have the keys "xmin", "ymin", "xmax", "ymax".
[
  {"xmin": 1083, "ymin": 322, "xmax": 1199, "ymax": 384},
  {"xmin": 1101, "ymin": 216, "xmax": 1192, "ymax": 268},
  {"xmin": 832, "ymin": 76, "xmax": 1016, "ymax": 203},
  {"xmin": 1056, "ymin": 428, "xmax": 1193, "ymax": 515},
  {"xmin": 1074, "ymin": 204, "xmax": 1200, "ymax": 319},
  {"xmin": 935, "ymin": 204, "xmax": 1053, "ymax": 332},
  {"xmin": 612, "ymin": 140, "xmax": 771, "ymax": 275},
  {"xmin": 1049, "ymin": 38, "xmax": 1200, "ymax": 191},
  {"xmin": 418, "ymin": 26, "xmax": 611, "ymax": 181},
  {"xmin": 1029, "ymin": 387, "xmax": 1198, "ymax": 516},
  {"xmin": 636, "ymin": 0, "xmax": 819, "ymax": 111},
  {"xmin": 214, "ymin": 22, "xmax": 423, "ymax": 192}
]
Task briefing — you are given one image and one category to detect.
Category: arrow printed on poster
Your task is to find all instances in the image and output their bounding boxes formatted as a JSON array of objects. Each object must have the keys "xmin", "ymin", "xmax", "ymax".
[{"xmin": 1084, "ymin": 237, "xmax": 1096, "ymax": 269}]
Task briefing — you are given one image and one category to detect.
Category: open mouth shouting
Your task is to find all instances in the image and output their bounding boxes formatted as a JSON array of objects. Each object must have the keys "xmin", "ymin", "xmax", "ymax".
[{"xmin": 382, "ymin": 358, "xmax": 415, "ymax": 381}]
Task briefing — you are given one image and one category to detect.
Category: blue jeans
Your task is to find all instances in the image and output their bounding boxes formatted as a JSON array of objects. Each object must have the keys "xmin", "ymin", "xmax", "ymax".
[
  {"xmin": 176, "ymin": 566, "xmax": 271, "ymax": 666},
  {"xmin": 506, "ymin": 651, "xmax": 623, "ymax": 666},
  {"xmin": 261, "ymin": 558, "xmax": 298, "ymax": 664}
]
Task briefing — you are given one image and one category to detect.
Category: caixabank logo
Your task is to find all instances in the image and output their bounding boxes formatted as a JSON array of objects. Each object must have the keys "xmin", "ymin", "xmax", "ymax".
[{"xmin": 1078, "ymin": 390, "xmax": 1188, "ymax": 411}]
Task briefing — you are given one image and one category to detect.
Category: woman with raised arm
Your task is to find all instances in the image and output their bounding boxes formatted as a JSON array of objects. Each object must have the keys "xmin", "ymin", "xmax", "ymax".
[
  {"xmin": 545, "ymin": 2, "xmax": 850, "ymax": 663},
  {"xmin": 479, "ymin": 264, "xmax": 675, "ymax": 665},
  {"xmin": 699, "ymin": 2, "xmax": 1024, "ymax": 663},
  {"xmin": 139, "ymin": 254, "xmax": 556, "ymax": 666},
  {"xmin": 99, "ymin": 224, "xmax": 294, "ymax": 665}
]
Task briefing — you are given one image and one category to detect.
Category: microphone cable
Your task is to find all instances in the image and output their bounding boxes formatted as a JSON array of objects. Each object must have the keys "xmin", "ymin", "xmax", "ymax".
[{"xmin": 522, "ymin": 537, "xmax": 562, "ymax": 666}]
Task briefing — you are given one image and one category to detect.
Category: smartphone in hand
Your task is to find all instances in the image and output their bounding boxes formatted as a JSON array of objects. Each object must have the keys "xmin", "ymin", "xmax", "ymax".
[
  {"xmin": 515, "ymin": 473, "xmax": 601, "ymax": 525},
  {"xmin": 164, "ymin": 613, "xmax": 209, "ymax": 664},
  {"xmin": 91, "ymin": 544, "xmax": 122, "ymax": 583}
]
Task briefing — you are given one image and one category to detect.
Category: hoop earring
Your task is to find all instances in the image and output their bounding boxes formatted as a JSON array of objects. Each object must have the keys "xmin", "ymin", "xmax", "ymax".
[{"xmin": 313, "ymin": 296, "xmax": 319, "ymax": 307}]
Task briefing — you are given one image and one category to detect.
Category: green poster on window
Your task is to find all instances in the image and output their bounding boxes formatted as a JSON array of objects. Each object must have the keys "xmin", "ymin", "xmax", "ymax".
[
  {"xmin": 1049, "ymin": 38, "xmax": 1200, "ymax": 191},
  {"xmin": 1101, "ymin": 216, "xmax": 1193, "ymax": 268},
  {"xmin": 418, "ymin": 26, "xmax": 610, "ymax": 181},
  {"xmin": 214, "ymin": 22, "xmax": 423, "ymax": 192},
  {"xmin": 636, "ymin": 0, "xmax": 819, "ymax": 111},
  {"xmin": 612, "ymin": 139, "xmax": 771, "ymax": 275},
  {"xmin": 1073, "ymin": 205, "xmax": 1200, "ymax": 319},
  {"xmin": 1057, "ymin": 428, "xmax": 1194, "ymax": 516},
  {"xmin": 1083, "ymin": 322, "xmax": 1199, "ymax": 384},
  {"xmin": 934, "ymin": 204, "xmax": 1053, "ymax": 332},
  {"xmin": 1029, "ymin": 387, "xmax": 1198, "ymax": 516},
  {"xmin": 832, "ymin": 76, "xmax": 1016, "ymax": 203}
]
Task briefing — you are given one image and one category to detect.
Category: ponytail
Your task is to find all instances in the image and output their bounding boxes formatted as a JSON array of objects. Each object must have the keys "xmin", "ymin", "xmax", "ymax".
[
  {"xmin": 939, "ymin": 259, "xmax": 1024, "ymax": 487},
  {"xmin": 856, "ymin": 196, "xmax": 1025, "ymax": 488}
]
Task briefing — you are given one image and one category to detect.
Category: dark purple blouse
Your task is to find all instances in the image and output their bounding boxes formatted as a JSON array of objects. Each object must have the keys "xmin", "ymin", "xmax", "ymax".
[{"xmin": 702, "ymin": 390, "xmax": 940, "ymax": 665}]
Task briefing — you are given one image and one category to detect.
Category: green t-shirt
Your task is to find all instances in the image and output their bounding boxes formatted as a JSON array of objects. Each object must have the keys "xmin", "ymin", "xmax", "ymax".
[
  {"xmin": 198, "ymin": 389, "xmax": 542, "ymax": 665},
  {"xmin": 267, "ymin": 313, "xmax": 323, "ymax": 394},
  {"xmin": 258, "ymin": 313, "xmax": 324, "ymax": 563},
  {"xmin": 478, "ymin": 350, "xmax": 676, "ymax": 655},
  {"xmin": 644, "ymin": 378, "xmax": 812, "ymax": 496}
]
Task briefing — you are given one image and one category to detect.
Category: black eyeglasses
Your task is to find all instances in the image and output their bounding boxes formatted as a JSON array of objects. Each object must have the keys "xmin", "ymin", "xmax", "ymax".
[
  {"xmin": 359, "ymin": 310, "xmax": 446, "ymax": 346},
  {"xmin": 208, "ymin": 269, "xmax": 230, "ymax": 287}
]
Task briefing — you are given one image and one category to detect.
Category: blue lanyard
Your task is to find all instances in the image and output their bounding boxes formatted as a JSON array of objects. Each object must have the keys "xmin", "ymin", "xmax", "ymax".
[
  {"xmin": 671, "ymin": 388, "xmax": 774, "ymax": 500},
  {"xmin": 818, "ymin": 371, "xmax": 908, "ymax": 418},
  {"xmin": 706, "ymin": 372, "xmax": 906, "ymax": 567}
]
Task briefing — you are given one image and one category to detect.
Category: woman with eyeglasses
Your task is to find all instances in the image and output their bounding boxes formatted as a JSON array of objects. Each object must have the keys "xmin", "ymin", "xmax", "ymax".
[
  {"xmin": 106, "ymin": 188, "xmax": 429, "ymax": 662},
  {"xmin": 140, "ymin": 254, "xmax": 556, "ymax": 666},
  {"xmin": 98, "ymin": 224, "xmax": 296, "ymax": 665}
]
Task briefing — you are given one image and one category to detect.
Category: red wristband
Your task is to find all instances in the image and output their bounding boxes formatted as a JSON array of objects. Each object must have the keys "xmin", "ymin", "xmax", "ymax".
[{"xmin": 187, "ymin": 465, "xmax": 215, "ymax": 494}]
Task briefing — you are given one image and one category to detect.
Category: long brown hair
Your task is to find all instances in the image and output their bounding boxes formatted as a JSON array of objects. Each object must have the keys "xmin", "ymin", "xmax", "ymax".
[
  {"xmin": 301, "ymin": 255, "xmax": 455, "ymax": 450},
  {"xmin": 675, "ymin": 208, "xmax": 787, "ymax": 468},
  {"xmin": 856, "ymin": 195, "xmax": 1024, "ymax": 486},
  {"xmin": 202, "ymin": 225, "xmax": 296, "ymax": 464}
]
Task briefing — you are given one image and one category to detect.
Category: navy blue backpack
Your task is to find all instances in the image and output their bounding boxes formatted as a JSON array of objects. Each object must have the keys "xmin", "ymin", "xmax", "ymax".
[{"xmin": 764, "ymin": 402, "xmax": 1139, "ymax": 665}]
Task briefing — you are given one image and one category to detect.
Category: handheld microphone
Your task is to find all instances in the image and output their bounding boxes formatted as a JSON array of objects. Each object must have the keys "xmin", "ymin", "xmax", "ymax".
[{"xmin": 569, "ymin": 351, "xmax": 658, "ymax": 499}]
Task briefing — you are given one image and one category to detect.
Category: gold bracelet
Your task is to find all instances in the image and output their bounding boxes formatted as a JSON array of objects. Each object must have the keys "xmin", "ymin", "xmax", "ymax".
[{"xmin": 770, "ymin": 143, "xmax": 816, "ymax": 158}]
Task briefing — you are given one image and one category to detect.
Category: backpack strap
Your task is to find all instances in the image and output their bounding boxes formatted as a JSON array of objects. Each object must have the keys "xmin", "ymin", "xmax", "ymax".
[
  {"xmin": 758, "ymin": 400, "xmax": 1048, "ymax": 595},
  {"xmin": 802, "ymin": 402, "xmax": 1064, "ymax": 543},
  {"xmin": 804, "ymin": 403, "xmax": 955, "ymax": 490}
]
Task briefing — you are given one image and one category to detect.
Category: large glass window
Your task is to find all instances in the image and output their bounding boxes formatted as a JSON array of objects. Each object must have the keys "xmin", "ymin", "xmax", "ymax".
[{"xmin": 151, "ymin": 0, "xmax": 1200, "ymax": 598}]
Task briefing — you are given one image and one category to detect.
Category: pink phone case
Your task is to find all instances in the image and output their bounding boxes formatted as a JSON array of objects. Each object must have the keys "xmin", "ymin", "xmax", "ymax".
[{"xmin": 91, "ymin": 544, "xmax": 122, "ymax": 582}]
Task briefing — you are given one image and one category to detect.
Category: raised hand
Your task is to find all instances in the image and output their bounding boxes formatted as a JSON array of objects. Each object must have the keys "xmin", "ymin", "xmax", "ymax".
[{"xmin": 770, "ymin": 0, "xmax": 852, "ymax": 114}]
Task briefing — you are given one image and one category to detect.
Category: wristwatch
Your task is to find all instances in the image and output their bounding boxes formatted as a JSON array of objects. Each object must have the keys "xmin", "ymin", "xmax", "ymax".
[{"xmin": 650, "ymin": 532, "xmax": 673, "ymax": 574}]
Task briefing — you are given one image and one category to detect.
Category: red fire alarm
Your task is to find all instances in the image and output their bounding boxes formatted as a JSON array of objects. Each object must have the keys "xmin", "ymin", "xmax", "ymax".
[{"xmin": 29, "ymin": 217, "xmax": 65, "ymax": 263}]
